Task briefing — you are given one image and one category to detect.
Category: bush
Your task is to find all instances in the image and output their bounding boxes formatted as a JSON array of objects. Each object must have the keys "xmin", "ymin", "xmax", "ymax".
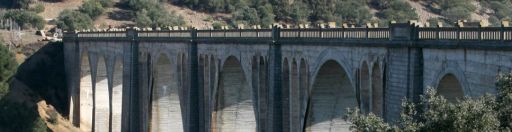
[
  {"xmin": 0, "ymin": 99, "xmax": 48, "ymax": 132},
  {"xmin": 0, "ymin": 42, "xmax": 17, "ymax": 100},
  {"xmin": 79, "ymin": 0, "xmax": 105, "ymax": 19},
  {"xmin": 47, "ymin": 110, "xmax": 58, "ymax": 124},
  {"xmin": 30, "ymin": 4, "xmax": 45, "ymax": 13},
  {"xmin": 290, "ymin": 1, "xmax": 310, "ymax": 24},
  {"xmin": 347, "ymin": 73, "xmax": 512, "ymax": 131},
  {"xmin": 335, "ymin": 0, "xmax": 372, "ymax": 25},
  {"xmin": 56, "ymin": 10, "xmax": 93, "ymax": 30},
  {"xmin": 442, "ymin": 7, "xmax": 472, "ymax": 23},
  {"xmin": 233, "ymin": 7, "xmax": 260, "ymax": 26},
  {"xmin": 3, "ymin": 10, "xmax": 46, "ymax": 30},
  {"xmin": 378, "ymin": 0, "xmax": 418, "ymax": 23},
  {"xmin": 98, "ymin": 0, "xmax": 114, "ymax": 7},
  {"xmin": 135, "ymin": 7, "xmax": 185, "ymax": 28}
]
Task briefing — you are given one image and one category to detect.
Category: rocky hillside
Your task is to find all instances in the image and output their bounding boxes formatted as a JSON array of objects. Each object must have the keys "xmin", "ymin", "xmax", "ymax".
[{"xmin": 2, "ymin": 0, "xmax": 507, "ymax": 30}]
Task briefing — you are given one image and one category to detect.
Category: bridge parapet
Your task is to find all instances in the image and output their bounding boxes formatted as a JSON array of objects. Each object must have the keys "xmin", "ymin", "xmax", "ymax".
[
  {"xmin": 418, "ymin": 27, "xmax": 512, "ymax": 40},
  {"xmin": 63, "ymin": 23, "xmax": 512, "ymax": 47}
]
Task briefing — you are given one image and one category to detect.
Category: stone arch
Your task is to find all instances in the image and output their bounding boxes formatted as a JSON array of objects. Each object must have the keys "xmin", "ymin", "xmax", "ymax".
[
  {"xmin": 371, "ymin": 62, "xmax": 383, "ymax": 116},
  {"xmin": 282, "ymin": 58, "xmax": 290, "ymax": 132},
  {"xmin": 437, "ymin": 74, "xmax": 464, "ymax": 102},
  {"xmin": 150, "ymin": 54, "xmax": 183, "ymax": 132},
  {"xmin": 79, "ymin": 50, "xmax": 93, "ymax": 132},
  {"xmin": 95, "ymin": 56, "xmax": 110, "ymax": 132},
  {"xmin": 213, "ymin": 56, "xmax": 256, "ymax": 132},
  {"xmin": 360, "ymin": 62, "xmax": 370, "ymax": 114},
  {"xmin": 305, "ymin": 60, "xmax": 357, "ymax": 131},
  {"xmin": 111, "ymin": 57, "xmax": 123, "ymax": 132},
  {"xmin": 430, "ymin": 62, "xmax": 470, "ymax": 99}
]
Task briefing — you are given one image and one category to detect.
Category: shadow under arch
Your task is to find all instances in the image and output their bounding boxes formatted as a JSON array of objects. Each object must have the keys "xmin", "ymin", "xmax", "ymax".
[
  {"xmin": 437, "ymin": 73, "xmax": 464, "ymax": 102},
  {"xmin": 304, "ymin": 60, "xmax": 357, "ymax": 132},
  {"xmin": 371, "ymin": 62, "xmax": 383, "ymax": 117},
  {"xmin": 360, "ymin": 62, "xmax": 370, "ymax": 114},
  {"xmin": 149, "ymin": 54, "xmax": 184, "ymax": 132},
  {"xmin": 212, "ymin": 56, "xmax": 256, "ymax": 132}
]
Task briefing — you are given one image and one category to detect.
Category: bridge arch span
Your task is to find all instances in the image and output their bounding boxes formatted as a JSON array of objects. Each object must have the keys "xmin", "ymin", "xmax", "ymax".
[
  {"xmin": 150, "ymin": 54, "xmax": 184, "ymax": 132},
  {"xmin": 430, "ymin": 62, "xmax": 470, "ymax": 100},
  {"xmin": 213, "ymin": 56, "xmax": 257, "ymax": 132},
  {"xmin": 310, "ymin": 49, "xmax": 355, "ymax": 90},
  {"xmin": 305, "ymin": 60, "xmax": 357, "ymax": 131}
]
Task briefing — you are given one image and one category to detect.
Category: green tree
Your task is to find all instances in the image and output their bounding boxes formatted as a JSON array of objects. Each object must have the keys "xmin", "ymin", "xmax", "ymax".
[
  {"xmin": 79, "ymin": 0, "xmax": 105, "ymax": 19},
  {"xmin": 335, "ymin": 0, "xmax": 372, "ymax": 25},
  {"xmin": 347, "ymin": 73, "xmax": 512, "ymax": 131},
  {"xmin": 442, "ymin": 7, "xmax": 472, "ymax": 23},
  {"xmin": 29, "ymin": 3, "xmax": 46, "ymax": 13},
  {"xmin": 290, "ymin": 1, "xmax": 310, "ymax": 24},
  {"xmin": 3, "ymin": 10, "xmax": 46, "ymax": 30},
  {"xmin": 56, "ymin": 10, "xmax": 93, "ymax": 30},
  {"xmin": 257, "ymin": 4, "xmax": 275, "ymax": 26},
  {"xmin": 0, "ymin": 42, "xmax": 17, "ymax": 100},
  {"xmin": 378, "ymin": 0, "xmax": 418, "ymax": 23},
  {"xmin": 233, "ymin": 7, "xmax": 260, "ymax": 26},
  {"xmin": 135, "ymin": 9, "xmax": 152, "ymax": 27}
]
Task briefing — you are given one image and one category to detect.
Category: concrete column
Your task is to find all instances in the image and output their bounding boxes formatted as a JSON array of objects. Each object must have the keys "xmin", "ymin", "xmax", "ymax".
[{"xmin": 268, "ymin": 26, "xmax": 282, "ymax": 132}]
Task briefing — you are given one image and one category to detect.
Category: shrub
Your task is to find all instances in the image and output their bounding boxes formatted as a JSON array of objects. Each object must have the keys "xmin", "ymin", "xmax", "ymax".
[
  {"xmin": 30, "ymin": 3, "xmax": 45, "ymax": 13},
  {"xmin": 47, "ymin": 109, "xmax": 58, "ymax": 124},
  {"xmin": 3, "ymin": 10, "xmax": 45, "ymax": 30},
  {"xmin": 233, "ymin": 7, "xmax": 260, "ymax": 26},
  {"xmin": 257, "ymin": 4, "xmax": 275, "ymax": 26},
  {"xmin": 98, "ymin": 0, "xmax": 114, "ymax": 7},
  {"xmin": 378, "ymin": 0, "xmax": 418, "ymax": 23},
  {"xmin": 135, "ymin": 7, "xmax": 185, "ymax": 28},
  {"xmin": 0, "ymin": 42, "xmax": 17, "ymax": 100},
  {"xmin": 347, "ymin": 73, "xmax": 512, "ymax": 131},
  {"xmin": 335, "ymin": 0, "xmax": 372, "ymax": 25},
  {"xmin": 56, "ymin": 10, "xmax": 93, "ymax": 30},
  {"xmin": 290, "ymin": 1, "xmax": 310, "ymax": 24},
  {"xmin": 0, "ymin": 99, "xmax": 48, "ymax": 132},
  {"xmin": 442, "ymin": 7, "xmax": 472, "ymax": 23},
  {"xmin": 212, "ymin": 21, "xmax": 224, "ymax": 29},
  {"xmin": 79, "ymin": 0, "xmax": 105, "ymax": 19}
]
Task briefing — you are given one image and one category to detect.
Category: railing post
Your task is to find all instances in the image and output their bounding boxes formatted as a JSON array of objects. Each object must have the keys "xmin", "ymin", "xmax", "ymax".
[
  {"xmin": 456, "ymin": 24, "xmax": 461, "ymax": 40},
  {"xmin": 319, "ymin": 27, "xmax": 323, "ymax": 38},
  {"xmin": 366, "ymin": 26, "xmax": 369, "ymax": 39},
  {"xmin": 501, "ymin": 25, "xmax": 505, "ymax": 42},
  {"xmin": 478, "ymin": 25, "xmax": 482, "ymax": 41}
]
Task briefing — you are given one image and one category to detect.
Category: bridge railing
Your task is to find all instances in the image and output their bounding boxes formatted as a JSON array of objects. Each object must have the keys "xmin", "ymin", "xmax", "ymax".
[
  {"xmin": 418, "ymin": 27, "xmax": 512, "ymax": 41},
  {"xmin": 76, "ymin": 31, "xmax": 127, "ymax": 38},
  {"xmin": 196, "ymin": 29, "xmax": 273, "ymax": 38},
  {"xmin": 280, "ymin": 28, "xmax": 389, "ymax": 39},
  {"xmin": 137, "ymin": 30, "xmax": 191, "ymax": 38},
  {"xmin": 65, "ymin": 24, "xmax": 512, "ymax": 44}
]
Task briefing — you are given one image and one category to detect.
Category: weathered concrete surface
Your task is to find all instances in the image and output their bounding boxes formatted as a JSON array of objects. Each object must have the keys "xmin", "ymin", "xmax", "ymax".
[
  {"xmin": 305, "ymin": 60, "xmax": 356, "ymax": 132},
  {"xmin": 65, "ymin": 36, "xmax": 512, "ymax": 132}
]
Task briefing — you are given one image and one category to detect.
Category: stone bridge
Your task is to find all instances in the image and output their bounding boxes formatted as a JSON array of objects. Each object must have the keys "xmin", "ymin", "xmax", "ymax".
[{"xmin": 63, "ymin": 23, "xmax": 512, "ymax": 132}]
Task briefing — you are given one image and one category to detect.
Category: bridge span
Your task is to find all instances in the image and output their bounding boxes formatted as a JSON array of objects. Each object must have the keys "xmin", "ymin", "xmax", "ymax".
[{"xmin": 63, "ymin": 23, "xmax": 512, "ymax": 132}]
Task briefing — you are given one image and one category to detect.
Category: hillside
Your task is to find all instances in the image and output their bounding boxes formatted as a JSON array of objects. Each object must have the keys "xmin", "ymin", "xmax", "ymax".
[{"xmin": 0, "ymin": 0, "xmax": 512, "ymax": 29}]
